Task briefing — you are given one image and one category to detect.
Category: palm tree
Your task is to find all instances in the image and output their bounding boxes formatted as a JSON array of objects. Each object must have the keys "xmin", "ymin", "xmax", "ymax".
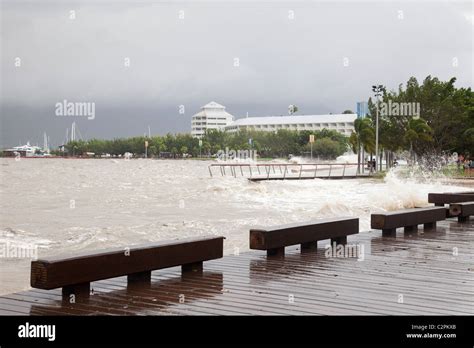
[
  {"xmin": 350, "ymin": 117, "xmax": 375, "ymax": 173},
  {"xmin": 404, "ymin": 118, "xmax": 433, "ymax": 164}
]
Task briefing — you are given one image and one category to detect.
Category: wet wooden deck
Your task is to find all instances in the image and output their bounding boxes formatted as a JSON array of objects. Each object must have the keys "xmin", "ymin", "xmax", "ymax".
[{"xmin": 0, "ymin": 219, "xmax": 473, "ymax": 315}]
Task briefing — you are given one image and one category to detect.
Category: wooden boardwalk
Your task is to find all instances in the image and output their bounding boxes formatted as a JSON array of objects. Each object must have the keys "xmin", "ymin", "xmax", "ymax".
[{"xmin": 0, "ymin": 219, "xmax": 473, "ymax": 315}]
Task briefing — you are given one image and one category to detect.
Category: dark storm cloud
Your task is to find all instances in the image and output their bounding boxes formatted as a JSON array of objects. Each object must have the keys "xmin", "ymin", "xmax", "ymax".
[{"xmin": 1, "ymin": 0, "xmax": 472, "ymax": 147}]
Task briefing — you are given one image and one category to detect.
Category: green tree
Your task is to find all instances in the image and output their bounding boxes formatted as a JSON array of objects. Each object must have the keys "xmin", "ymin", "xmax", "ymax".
[
  {"xmin": 310, "ymin": 138, "xmax": 344, "ymax": 159},
  {"xmin": 349, "ymin": 117, "xmax": 375, "ymax": 172},
  {"xmin": 404, "ymin": 118, "xmax": 433, "ymax": 161},
  {"xmin": 289, "ymin": 105, "xmax": 298, "ymax": 115},
  {"xmin": 369, "ymin": 76, "xmax": 473, "ymax": 158}
]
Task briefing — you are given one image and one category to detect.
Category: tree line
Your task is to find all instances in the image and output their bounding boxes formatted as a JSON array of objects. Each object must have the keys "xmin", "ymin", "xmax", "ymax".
[
  {"xmin": 59, "ymin": 128, "xmax": 349, "ymax": 159},
  {"xmin": 349, "ymin": 75, "xmax": 473, "ymax": 170}
]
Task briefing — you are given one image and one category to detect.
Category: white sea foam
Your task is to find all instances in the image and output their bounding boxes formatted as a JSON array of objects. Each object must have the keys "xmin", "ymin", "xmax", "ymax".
[{"xmin": 336, "ymin": 153, "xmax": 358, "ymax": 163}]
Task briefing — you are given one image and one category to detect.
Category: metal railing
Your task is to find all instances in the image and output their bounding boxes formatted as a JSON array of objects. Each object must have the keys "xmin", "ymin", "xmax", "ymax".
[{"xmin": 208, "ymin": 163, "xmax": 371, "ymax": 180}]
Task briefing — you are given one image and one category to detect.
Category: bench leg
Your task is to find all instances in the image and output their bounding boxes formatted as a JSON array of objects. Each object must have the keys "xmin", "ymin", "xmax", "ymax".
[
  {"xmin": 424, "ymin": 222, "xmax": 436, "ymax": 231},
  {"xmin": 458, "ymin": 216, "xmax": 468, "ymax": 223},
  {"xmin": 404, "ymin": 225, "xmax": 417, "ymax": 233},
  {"xmin": 331, "ymin": 236, "xmax": 347, "ymax": 245},
  {"xmin": 62, "ymin": 282, "xmax": 90, "ymax": 299},
  {"xmin": 301, "ymin": 241, "xmax": 318, "ymax": 252},
  {"xmin": 267, "ymin": 247, "xmax": 285, "ymax": 257},
  {"xmin": 128, "ymin": 271, "xmax": 151, "ymax": 284},
  {"xmin": 182, "ymin": 261, "xmax": 203, "ymax": 274},
  {"xmin": 382, "ymin": 228, "xmax": 396, "ymax": 237}
]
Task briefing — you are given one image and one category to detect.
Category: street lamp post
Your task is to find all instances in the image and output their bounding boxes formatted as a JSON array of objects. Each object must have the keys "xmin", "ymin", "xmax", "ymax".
[{"xmin": 372, "ymin": 85, "xmax": 384, "ymax": 172}]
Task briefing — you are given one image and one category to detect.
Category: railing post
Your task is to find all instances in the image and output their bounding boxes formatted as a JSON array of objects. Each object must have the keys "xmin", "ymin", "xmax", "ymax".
[
  {"xmin": 283, "ymin": 165, "xmax": 287, "ymax": 179},
  {"xmin": 342, "ymin": 164, "xmax": 346, "ymax": 177},
  {"xmin": 299, "ymin": 164, "xmax": 303, "ymax": 179},
  {"xmin": 314, "ymin": 164, "xmax": 317, "ymax": 178},
  {"xmin": 328, "ymin": 164, "xmax": 332, "ymax": 178},
  {"xmin": 267, "ymin": 165, "xmax": 270, "ymax": 180},
  {"xmin": 209, "ymin": 166, "xmax": 213, "ymax": 177},
  {"xmin": 240, "ymin": 165, "xmax": 244, "ymax": 176}
]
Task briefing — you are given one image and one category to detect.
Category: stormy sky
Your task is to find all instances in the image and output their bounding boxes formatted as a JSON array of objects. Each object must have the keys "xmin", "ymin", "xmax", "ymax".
[{"xmin": 1, "ymin": 0, "xmax": 472, "ymax": 148}]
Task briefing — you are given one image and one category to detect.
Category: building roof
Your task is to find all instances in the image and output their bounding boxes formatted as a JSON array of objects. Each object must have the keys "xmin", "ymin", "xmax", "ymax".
[
  {"xmin": 227, "ymin": 114, "xmax": 357, "ymax": 127},
  {"xmin": 201, "ymin": 101, "xmax": 226, "ymax": 109},
  {"xmin": 193, "ymin": 101, "xmax": 233, "ymax": 118}
]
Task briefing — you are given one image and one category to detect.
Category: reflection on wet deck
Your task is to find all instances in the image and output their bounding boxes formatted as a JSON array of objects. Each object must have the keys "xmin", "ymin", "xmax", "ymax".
[{"xmin": 0, "ymin": 219, "xmax": 473, "ymax": 315}]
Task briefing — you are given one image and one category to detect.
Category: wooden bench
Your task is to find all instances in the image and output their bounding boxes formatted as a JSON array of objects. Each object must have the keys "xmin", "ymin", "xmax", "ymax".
[
  {"xmin": 31, "ymin": 236, "xmax": 225, "ymax": 297},
  {"xmin": 449, "ymin": 202, "xmax": 474, "ymax": 222},
  {"xmin": 371, "ymin": 207, "xmax": 446, "ymax": 236},
  {"xmin": 428, "ymin": 192, "xmax": 474, "ymax": 206},
  {"xmin": 249, "ymin": 217, "xmax": 359, "ymax": 257}
]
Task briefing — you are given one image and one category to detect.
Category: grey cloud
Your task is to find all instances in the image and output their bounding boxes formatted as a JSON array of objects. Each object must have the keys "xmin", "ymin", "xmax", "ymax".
[{"xmin": 1, "ymin": 0, "xmax": 472, "ymax": 147}]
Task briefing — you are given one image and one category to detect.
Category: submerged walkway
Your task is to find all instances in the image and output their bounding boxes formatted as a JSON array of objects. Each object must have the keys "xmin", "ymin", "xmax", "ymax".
[
  {"xmin": 0, "ymin": 219, "xmax": 472, "ymax": 315},
  {"xmin": 209, "ymin": 163, "xmax": 373, "ymax": 181}
]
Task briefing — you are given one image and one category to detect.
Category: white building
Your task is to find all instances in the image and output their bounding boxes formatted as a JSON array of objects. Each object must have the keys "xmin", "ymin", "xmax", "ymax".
[
  {"xmin": 224, "ymin": 114, "xmax": 357, "ymax": 136},
  {"xmin": 191, "ymin": 102, "xmax": 234, "ymax": 138}
]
